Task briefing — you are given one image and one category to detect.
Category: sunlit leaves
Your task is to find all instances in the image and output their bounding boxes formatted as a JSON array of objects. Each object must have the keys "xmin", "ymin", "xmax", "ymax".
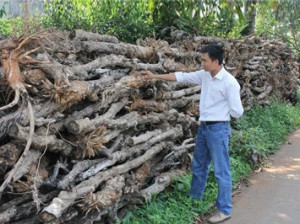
[
  {"xmin": 42, "ymin": 0, "xmax": 249, "ymax": 41},
  {"xmin": 256, "ymin": 0, "xmax": 300, "ymax": 58},
  {"xmin": 153, "ymin": 0, "xmax": 246, "ymax": 37},
  {"xmin": 43, "ymin": 0, "xmax": 154, "ymax": 42}
]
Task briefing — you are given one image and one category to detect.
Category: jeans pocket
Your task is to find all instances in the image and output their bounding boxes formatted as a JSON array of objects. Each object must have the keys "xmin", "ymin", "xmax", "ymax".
[{"xmin": 207, "ymin": 123, "xmax": 223, "ymax": 132}]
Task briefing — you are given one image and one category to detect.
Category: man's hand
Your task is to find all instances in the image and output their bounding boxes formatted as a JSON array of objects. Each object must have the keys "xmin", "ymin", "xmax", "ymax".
[
  {"xmin": 139, "ymin": 70, "xmax": 176, "ymax": 81},
  {"xmin": 140, "ymin": 70, "xmax": 156, "ymax": 80}
]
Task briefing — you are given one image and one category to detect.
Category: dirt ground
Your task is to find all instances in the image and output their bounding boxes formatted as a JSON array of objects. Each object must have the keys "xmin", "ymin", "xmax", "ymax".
[{"xmin": 222, "ymin": 128, "xmax": 300, "ymax": 224}]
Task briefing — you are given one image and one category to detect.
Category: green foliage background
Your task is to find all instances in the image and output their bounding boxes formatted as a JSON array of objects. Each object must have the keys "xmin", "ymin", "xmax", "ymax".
[
  {"xmin": 42, "ymin": 0, "xmax": 155, "ymax": 43},
  {"xmin": 42, "ymin": 0, "xmax": 247, "ymax": 41},
  {"xmin": 255, "ymin": 0, "xmax": 300, "ymax": 59}
]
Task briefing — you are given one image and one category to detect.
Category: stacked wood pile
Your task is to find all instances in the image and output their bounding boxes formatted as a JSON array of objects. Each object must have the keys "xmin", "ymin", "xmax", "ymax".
[
  {"xmin": 223, "ymin": 36, "xmax": 299, "ymax": 110},
  {"xmin": 0, "ymin": 29, "xmax": 299, "ymax": 223},
  {"xmin": 160, "ymin": 26, "xmax": 299, "ymax": 109}
]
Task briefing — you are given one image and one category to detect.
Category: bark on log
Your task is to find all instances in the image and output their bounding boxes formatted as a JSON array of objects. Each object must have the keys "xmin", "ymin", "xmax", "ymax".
[
  {"xmin": 66, "ymin": 98, "xmax": 128, "ymax": 134},
  {"xmin": 77, "ymin": 124, "xmax": 183, "ymax": 181},
  {"xmin": 0, "ymin": 193, "xmax": 32, "ymax": 212},
  {"xmin": 140, "ymin": 170, "xmax": 185, "ymax": 202},
  {"xmin": 127, "ymin": 129, "xmax": 163, "ymax": 146},
  {"xmin": 69, "ymin": 29, "xmax": 119, "ymax": 44},
  {"xmin": 156, "ymin": 85, "xmax": 200, "ymax": 99},
  {"xmin": 129, "ymin": 94, "xmax": 199, "ymax": 113},
  {"xmin": 0, "ymin": 190, "xmax": 59, "ymax": 224},
  {"xmin": 0, "ymin": 143, "xmax": 23, "ymax": 176},
  {"xmin": 0, "ymin": 39, "xmax": 18, "ymax": 50},
  {"xmin": 75, "ymin": 209, "xmax": 108, "ymax": 224},
  {"xmin": 102, "ymin": 109, "xmax": 178, "ymax": 129},
  {"xmin": 78, "ymin": 176, "xmax": 125, "ymax": 213},
  {"xmin": 65, "ymin": 55, "xmax": 133, "ymax": 79},
  {"xmin": 57, "ymin": 159, "xmax": 104, "ymax": 190},
  {"xmin": 8, "ymin": 124, "xmax": 74, "ymax": 156},
  {"xmin": 81, "ymin": 41, "xmax": 156, "ymax": 60},
  {"xmin": 12, "ymin": 149, "xmax": 42, "ymax": 182},
  {"xmin": 40, "ymin": 141, "xmax": 173, "ymax": 222}
]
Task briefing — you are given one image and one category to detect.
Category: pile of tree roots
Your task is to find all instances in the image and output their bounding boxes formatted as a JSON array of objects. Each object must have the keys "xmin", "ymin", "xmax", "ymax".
[{"xmin": 0, "ymin": 29, "xmax": 299, "ymax": 223}]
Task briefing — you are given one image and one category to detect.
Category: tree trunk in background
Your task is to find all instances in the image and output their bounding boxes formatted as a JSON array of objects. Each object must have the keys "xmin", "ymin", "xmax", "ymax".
[{"xmin": 242, "ymin": 0, "xmax": 257, "ymax": 36}]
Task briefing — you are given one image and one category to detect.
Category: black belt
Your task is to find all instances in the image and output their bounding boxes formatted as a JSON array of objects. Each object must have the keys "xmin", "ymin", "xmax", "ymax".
[{"xmin": 200, "ymin": 121, "xmax": 225, "ymax": 126}]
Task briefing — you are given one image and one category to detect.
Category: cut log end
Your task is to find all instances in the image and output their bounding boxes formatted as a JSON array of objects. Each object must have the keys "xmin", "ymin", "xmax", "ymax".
[
  {"xmin": 39, "ymin": 211, "xmax": 57, "ymax": 223},
  {"xmin": 66, "ymin": 120, "xmax": 81, "ymax": 134}
]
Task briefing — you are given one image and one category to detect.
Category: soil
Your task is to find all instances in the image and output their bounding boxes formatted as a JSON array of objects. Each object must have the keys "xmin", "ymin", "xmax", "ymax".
[{"xmin": 222, "ymin": 129, "xmax": 300, "ymax": 224}]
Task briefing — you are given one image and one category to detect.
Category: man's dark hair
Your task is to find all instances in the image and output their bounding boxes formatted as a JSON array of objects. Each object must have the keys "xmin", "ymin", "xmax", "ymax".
[{"xmin": 199, "ymin": 44, "xmax": 224, "ymax": 65}]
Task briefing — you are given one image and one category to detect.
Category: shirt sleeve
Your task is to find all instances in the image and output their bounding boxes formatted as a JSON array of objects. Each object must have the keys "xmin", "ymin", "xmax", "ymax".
[
  {"xmin": 175, "ymin": 70, "xmax": 204, "ymax": 85},
  {"xmin": 227, "ymin": 80, "xmax": 244, "ymax": 118}
]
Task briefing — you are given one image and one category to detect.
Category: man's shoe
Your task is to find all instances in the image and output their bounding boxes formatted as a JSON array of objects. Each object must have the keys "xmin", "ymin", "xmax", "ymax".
[{"xmin": 208, "ymin": 211, "xmax": 231, "ymax": 223}]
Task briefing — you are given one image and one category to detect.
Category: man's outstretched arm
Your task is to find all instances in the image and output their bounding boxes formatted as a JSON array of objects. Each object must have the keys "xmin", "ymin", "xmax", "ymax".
[{"xmin": 140, "ymin": 70, "xmax": 176, "ymax": 81}]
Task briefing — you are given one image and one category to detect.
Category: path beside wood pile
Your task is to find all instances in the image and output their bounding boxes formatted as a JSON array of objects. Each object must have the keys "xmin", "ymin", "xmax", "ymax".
[{"xmin": 223, "ymin": 128, "xmax": 300, "ymax": 224}]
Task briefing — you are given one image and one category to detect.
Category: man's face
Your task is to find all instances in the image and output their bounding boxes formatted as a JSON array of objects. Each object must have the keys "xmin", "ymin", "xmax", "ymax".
[{"xmin": 200, "ymin": 53, "xmax": 217, "ymax": 72}]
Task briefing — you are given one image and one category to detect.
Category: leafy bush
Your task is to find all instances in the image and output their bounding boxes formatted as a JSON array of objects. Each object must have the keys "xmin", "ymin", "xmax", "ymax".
[
  {"xmin": 230, "ymin": 98, "xmax": 300, "ymax": 166},
  {"xmin": 0, "ymin": 17, "xmax": 23, "ymax": 37},
  {"xmin": 230, "ymin": 127, "xmax": 272, "ymax": 165},
  {"xmin": 91, "ymin": 0, "xmax": 154, "ymax": 43},
  {"xmin": 153, "ymin": 0, "xmax": 247, "ymax": 38},
  {"xmin": 256, "ymin": 0, "xmax": 300, "ymax": 59},
  {"xmin": 230, "ymin": 156, "xmax": 251, "ymax": 184},
  {"xmin": 43, "ymin": 0, "xmax": 91, "ymax": 30},
  {"xmin": 43, "ymin": 0, "xmax": 154, "ymax": 43},
  {"xmin": 42, "ymin": 0, "xmax": 248, "ymax": 42}
]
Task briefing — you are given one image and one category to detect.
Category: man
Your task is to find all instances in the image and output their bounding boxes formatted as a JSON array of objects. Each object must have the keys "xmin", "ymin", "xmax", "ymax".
[{"xmin": 140, "ymin": 44, "xmax": 244, "ymax": 223}]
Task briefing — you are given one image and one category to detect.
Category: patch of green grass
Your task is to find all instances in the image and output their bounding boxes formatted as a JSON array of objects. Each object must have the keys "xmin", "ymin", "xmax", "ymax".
[
  {"xmin": 230, "ymin": 157, "xmax": 251, "ymax": 184},
  {"xmin": 231, "ymin": 97, "xmax": 300, "ymax": 166},
  {"xmin": 121, "ymin": 172, "xmax": 217, "ymax": 224},
  {"xmin": 122, "ymin": 157, "xmax": 250, "ymax": 224}
]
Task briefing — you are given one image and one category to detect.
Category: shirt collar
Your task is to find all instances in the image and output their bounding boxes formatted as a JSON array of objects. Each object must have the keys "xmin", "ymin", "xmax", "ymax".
[{"xmin": 213, "ymin": 66, "xmax": 225, "ymax": 80}]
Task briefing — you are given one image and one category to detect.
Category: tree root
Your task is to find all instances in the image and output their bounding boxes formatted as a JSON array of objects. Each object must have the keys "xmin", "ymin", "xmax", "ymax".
[{"xmin": 0, "ymin": 100, "xmax": 35, "ymax": 200}]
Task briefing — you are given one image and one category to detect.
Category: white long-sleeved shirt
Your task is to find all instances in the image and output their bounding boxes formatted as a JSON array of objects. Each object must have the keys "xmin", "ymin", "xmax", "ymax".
[{"xmin": 175, "ymin": 67, "xmax": 244, "ymax": 121}]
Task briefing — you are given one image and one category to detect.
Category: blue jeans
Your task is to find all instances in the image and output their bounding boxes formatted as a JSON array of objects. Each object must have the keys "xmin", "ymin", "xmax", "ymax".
[{"xmin": 189, "ymin": 121, "xmax": 232, "ymax": 215}]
